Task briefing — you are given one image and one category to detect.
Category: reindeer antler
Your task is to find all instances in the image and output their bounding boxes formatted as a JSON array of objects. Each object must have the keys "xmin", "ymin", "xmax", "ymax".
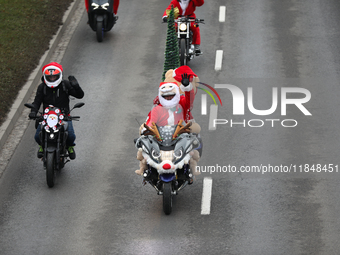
[
  {"xmin": 172, "ymin": 120, "xmax": 192, "ymax": 140},
  {"xmin": 143, "ymin": 122, "xmax": 162, "ymax": 141}
]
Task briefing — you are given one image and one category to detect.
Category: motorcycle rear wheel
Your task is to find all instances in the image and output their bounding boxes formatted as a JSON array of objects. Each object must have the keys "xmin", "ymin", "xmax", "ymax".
[
  {"xmin": 180, "ymin": 38, "xmax": 187, "ymax": 66},
  {"xmin": 46, "ymin": 152, "xmax": 55, "ymax": 188},
  {"xmin": 96, "ymin": 21, "xmax": 104, "ymax": 42},
  {"xmin": 163, "ymin": 182, "xmax": 173, "ymax": 215}
]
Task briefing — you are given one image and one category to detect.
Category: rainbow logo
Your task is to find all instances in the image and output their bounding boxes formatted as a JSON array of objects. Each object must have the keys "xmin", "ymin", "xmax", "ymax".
[{"xmin": 197, "ymin": 82, "xmax": 223, "ymax": 106}]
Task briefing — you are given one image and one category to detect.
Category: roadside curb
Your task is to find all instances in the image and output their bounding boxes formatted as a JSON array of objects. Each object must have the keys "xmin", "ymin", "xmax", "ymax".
[{"xmin": 0, "ymin": 0, "xmax": 82, "ymax": 151}]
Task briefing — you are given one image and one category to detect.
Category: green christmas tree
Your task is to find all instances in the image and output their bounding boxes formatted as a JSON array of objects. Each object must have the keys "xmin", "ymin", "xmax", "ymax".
[{"xmin": 162, "ymin": 5, "xmax": 180, "ymax": 82}]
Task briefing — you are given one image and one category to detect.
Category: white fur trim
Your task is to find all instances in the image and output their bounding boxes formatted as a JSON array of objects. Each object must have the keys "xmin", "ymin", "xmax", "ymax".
[
  {"xmin": 143, "ymin": 150, "xmax": 192, "ymax": 174},
  {"xmin": 159, "ymin": 82, "xmax": 177, "ymax": 90},
  {"xmin": 172, "ymin": 69, "xmax": 177, "ymax": 78},
  {"xmin": 167, "ymin": 109, "xmax": 175, "ymax": 125},
  {"xmin": 180, "ymin": 82, "xmax": 193, "ymax": 92},
  {"xmin": 175, "ymin": 154, "xmax": 191, "ymax": 170}
]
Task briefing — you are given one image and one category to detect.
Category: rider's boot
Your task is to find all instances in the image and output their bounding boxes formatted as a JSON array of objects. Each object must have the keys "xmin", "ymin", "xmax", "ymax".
[
  {"xmin": 114, "ymin": 14, "xmax": 119, "ymax": 22},
  {"xmin": 37, "ymin": 146, "xmax": 43, "ymax": 158},
  {"xmin": 68, "ymin": 146, "xmax": 76, "ymax": 160},
  {"xmin": 194, "ymin": 44, "xmax": 202, "ymax": 55}
]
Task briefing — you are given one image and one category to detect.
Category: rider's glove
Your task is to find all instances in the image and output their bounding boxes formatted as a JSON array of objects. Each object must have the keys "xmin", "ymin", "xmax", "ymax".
[
  {"xmin": 162, "ymin": 16, "xmax": 167, "ymax": 23},
  {"xmin": 68, "ymin": 76, "xmax": 80, "ymax": 89},
  {"xmin": 29, "ymin": 112, "xmax": 37, "ymax": 119},
  {"xmin": 181, "ymin": 73, "xmax": 191, "ymax": 87}
]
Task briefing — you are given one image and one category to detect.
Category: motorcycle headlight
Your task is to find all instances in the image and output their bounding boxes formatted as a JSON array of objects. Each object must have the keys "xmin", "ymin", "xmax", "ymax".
[
  {"xmin": 179, "ymin": 23, "xmax": 187, "ymax": 31},
  {"xmin": 173, "ymin": 148, "xmax": 183, "ymax": 160},
  {"xmin": 49, "ymin": 134, "xmax": 55, "ymax": 139},
  {"xmin": 151, "ymin": 148, "xmax": 161, "ymax": 161}
]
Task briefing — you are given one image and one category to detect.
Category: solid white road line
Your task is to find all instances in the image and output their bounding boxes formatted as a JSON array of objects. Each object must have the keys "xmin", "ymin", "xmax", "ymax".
[
  {"xmin": 219, "ymin": 6, "xmax": 226, "ymax": 22},
  {"xmin": 215, "ymin": 50, "xmax": 223, "ymax": 71},
  {"xmin": 201, "ymin": 177, "xmax": 213, "ymax": 215},
  {"xmin": 201, "ymin": 94, "xmax": 207, "ymax": 115},
  {"xmin": 208, "ymin": 105, "xmax": 218, "ymax": 131}
]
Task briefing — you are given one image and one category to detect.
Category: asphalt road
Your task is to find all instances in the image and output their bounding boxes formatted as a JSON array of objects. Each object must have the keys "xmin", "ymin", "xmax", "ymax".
[{"xmin": 1, "ymin": 0, "xmax": 340, "ymax": 254}]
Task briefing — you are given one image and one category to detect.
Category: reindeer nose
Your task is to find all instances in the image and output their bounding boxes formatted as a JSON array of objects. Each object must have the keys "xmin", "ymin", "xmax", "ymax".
[{"xmin": 163, "ymin": 163, "xmax": 171, "ymax": 170}]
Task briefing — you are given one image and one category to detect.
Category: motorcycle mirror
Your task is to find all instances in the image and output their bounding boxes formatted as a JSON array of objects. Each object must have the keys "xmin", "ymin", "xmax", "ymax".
[
  {"xmin": 24, "ymin": 103, "xmax": 36, "ymax": 110},
  {"xmin": 73, "ymin": 102, "xmax": 85, "ymax": 109}
]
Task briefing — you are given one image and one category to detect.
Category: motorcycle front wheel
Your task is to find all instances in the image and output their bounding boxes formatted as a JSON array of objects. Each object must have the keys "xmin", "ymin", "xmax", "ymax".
[
  {"xmin": 180, "ymin": 38, "xmax": 187, "ymax": 66},
  {"xmin": 163, "ymin": 182, "xmax": 173, "ymax": 215},
  {"xmin": 46, "ymin": 152, "xmax": 55, "ymax": 188}
]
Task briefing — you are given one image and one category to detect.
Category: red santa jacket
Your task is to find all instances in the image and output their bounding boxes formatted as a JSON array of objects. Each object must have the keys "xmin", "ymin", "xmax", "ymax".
[
  {"xmin": 147, "ymin": 89, "xmax": 195, "ymax": 127},
  {"xmin": 146, "ymin": 104, "xmax": 185, "ymax": 127},
  {"xmin": 163, "ymin": 0, "xmax": 204, "ymax": 18}
]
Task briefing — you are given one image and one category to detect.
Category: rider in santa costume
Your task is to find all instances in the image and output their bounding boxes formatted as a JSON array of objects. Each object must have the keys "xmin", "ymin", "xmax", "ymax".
[
  {"xmin": 136, "ymin": 70, "xmax": 200, "ymax": 176},
  {"xmin": 162, "ymin": 0, "xmax": 204, "ymax": 54},
  {"xmin": 146, "ymin": 80, "xmax": 194, "ymax": 127},
  {"xmin": 149, "ymin": 65, "xmax": 198, "ymax": 128}
]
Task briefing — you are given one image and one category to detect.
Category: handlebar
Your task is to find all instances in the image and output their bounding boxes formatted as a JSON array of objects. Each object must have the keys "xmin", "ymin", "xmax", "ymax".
[
  {"xmin": 29, "ymin": 115, "xmax": 43, "ymax": 121},
  {"xmin": 162, "ymin": 17, "xmax": 205, "ymax": 24},
  {"xmin": 68, "ymin": 116, "xmax": 80, "ymax": 121},
  {"xmin": 28, "ymin": 114, "xmax": 80, "ymax": 121},
  {"xmin": 175, "ymin": 17, "xmax": 205, "ymax": 24}
]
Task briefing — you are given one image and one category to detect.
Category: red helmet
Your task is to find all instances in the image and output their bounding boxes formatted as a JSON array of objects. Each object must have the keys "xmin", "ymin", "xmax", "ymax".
[{"xmin": 42, "ymin": 62, "xmax": 63, "ymax": 88}]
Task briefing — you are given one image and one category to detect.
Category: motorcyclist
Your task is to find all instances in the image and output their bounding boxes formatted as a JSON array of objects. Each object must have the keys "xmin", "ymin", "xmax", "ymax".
[
  {"xmin": 135, "ymin": 73, "xmax": 200, "ymax": 177},
  {"xmin": 162, "ymin": 0, "xmax": 204, "ymax": 54},
  {"xmin": 28, "ymin": 62, "xmax": 84, "ymax": 159}
]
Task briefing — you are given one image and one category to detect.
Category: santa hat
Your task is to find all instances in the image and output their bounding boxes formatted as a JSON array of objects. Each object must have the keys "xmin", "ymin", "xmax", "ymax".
[
  {"xmin": 42, "ymin": 62, "xmax": 63, "ymax": 73},
  {"xmin": 159, "ymin": 82, "xmax": 179, "ymax": 88},
  {"xmin": 172, "ymin": 65, "xmax": 197, "ymax": 82}
]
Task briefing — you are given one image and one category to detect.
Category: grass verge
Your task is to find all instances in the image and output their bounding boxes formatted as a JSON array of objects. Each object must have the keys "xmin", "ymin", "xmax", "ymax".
[{"xmin": 0, "ymin": 0, "xmax": 74, "ymax": 125}]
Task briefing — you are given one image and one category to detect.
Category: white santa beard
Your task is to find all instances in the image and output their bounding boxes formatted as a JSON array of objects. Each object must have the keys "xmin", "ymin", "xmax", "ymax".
[
  {"xmin": 159, "ymin": 92, "xmax": 180, "ymax": 109},
  {"xmin": 180, "ymin": 0, "xmax": 189, "ymax": 15}
]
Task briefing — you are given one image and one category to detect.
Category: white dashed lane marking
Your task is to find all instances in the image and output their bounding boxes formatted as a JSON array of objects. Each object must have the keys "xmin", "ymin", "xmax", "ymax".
[
  {"xmin": 201, "ymin": 177, "xmax": 213, "ymax": 215},
  {"xmin": 219, "ymin": 6, "xmax": 226, "ymax": 22},
  {"xmin": 215, "ymin": 50, "xmax": 223, "ymax": 71}
]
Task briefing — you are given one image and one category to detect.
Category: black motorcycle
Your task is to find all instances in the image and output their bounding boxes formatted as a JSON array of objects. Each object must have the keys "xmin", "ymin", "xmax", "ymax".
[
  {"xmin": 87, "ymin": 0, "xmax": 117, "ymax": 42},
  {"xmin": 25, "ymin": 102, "xmax": 84, "ymax": 188},
  {"xmin": 175, "ymin": 16, "xmax": 204, "ymax": 66}
]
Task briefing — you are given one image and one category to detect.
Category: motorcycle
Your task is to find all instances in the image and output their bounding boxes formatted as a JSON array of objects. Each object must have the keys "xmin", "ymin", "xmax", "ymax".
[
  {"xmin": 24, "ymin": 102, "xmax": 84, "ymax": 188},
  {"xmin": 175, "ymin": 16, "xmax": 204, "ymax": 66},
  {"xmin": 135, "ymin": 119, "xmax": 201, "ymax": 215},
  {"xmin": 87, "ymin": 0, "xmax": 117, "ymax": 42}
]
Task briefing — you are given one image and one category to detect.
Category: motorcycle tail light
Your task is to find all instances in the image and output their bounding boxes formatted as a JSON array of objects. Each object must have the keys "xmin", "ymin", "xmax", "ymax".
[
  {"xmin": 91, "ymin": 3, "xmax": 99, "ymax": 10},
  {"xmin": 101, "ymin": 3, "xmax": 109, "ymax": 10}
]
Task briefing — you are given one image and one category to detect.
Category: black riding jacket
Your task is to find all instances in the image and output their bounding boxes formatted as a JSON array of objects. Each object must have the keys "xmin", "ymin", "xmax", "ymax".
[{"xmin": 31, "ymin": 78, "xmax": 84, "ymax": 114}]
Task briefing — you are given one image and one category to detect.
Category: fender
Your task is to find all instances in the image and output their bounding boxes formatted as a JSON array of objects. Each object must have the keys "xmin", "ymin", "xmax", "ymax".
[
  {"xmin": 96, "ymin": 15, "xmax": 104, "ymax": 22},
  {"xmin": 46, "ymin": 146, "xmax": 57, "ymax": 153},
  {"xmin": 160, "ymin": 173, "xmax": 176, "ymax": 182}
]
